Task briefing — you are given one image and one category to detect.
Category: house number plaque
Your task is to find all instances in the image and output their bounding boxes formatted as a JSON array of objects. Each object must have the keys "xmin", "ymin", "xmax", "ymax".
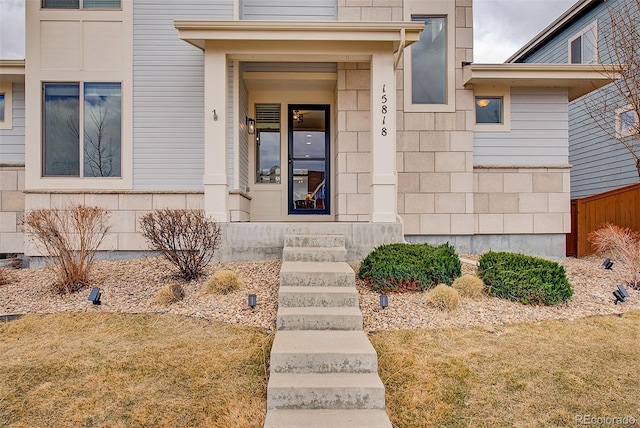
[{"xmin": 381, "ymin": 84, "xmax": 388, "ymax": 136}]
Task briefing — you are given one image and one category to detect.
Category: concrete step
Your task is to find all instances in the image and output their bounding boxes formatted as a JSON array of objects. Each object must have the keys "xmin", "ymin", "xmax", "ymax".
[
  {"xmin": 267, "ymin": 372, "xmax": 386, "ymax": 410},
  {"xmin": 278, "ymin": 286, "xmax": 359, "ymax": 308},
  {"xmin": 277, "ymin": 307, "xmax": 363, "ymax": 331},
  {"xmin": 280, "ymin": 261, "xmax": 355, "ymax": 287},
  {"xmin": 282, "ymin": 246, "xmax": 347, "ymax": 263},
  {"xmin": 284, "ymin": 234, "xmax": 345, "ymax": 248},
  {"xmin": 264, "ymin": 409, "xmax": 392, "ymax": 428},
  {"xmin": 270, "ymin": 331, "xmax": 378, "ymax": 374}
]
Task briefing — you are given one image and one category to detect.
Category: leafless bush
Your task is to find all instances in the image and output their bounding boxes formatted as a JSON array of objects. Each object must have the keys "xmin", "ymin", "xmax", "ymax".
[
  {"xmin": 139, "ymin": 209, "xmax": 221, "ymax": 281},
  {"xmin": 588, "ymin": 223, "xmax": 640, "ymax": 289},
  {"xmin": 22, "ymin": 205, "xmax": 110, "ymax": 294}
]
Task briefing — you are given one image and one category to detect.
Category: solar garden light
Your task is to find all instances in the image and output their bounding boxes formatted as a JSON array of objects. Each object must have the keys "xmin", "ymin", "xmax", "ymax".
[
  {"xmin": 88, "ymin": 287, "xmax": 101, "ymax": 305},
  {"xmin": 602, "ymin": 258, "xmax": 613, "ymax": 270},
  {"xmin": 248, "ymin": 293, "xmax": 257, "ymax": 309},
  {"xmin": 613, "ymin": 284, "xmax": 630, "ymax": 305},
  {"xmin": 379, "ymin": 294, "xmax": 389, "ymax": 309}
]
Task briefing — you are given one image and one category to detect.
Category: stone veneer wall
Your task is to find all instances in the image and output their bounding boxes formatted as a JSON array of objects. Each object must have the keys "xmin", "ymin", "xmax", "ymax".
[
  {"xmin": 23, "ymin": 191, "xmax": 204, "ymax": 256},
  {"xmin": 0, "ymin": 165, "xmax": 25, "ymax": 254}
]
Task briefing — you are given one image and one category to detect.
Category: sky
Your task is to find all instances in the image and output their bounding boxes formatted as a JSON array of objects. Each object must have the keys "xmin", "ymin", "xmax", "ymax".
[{"xmin": 0, "ymin": 0, "xmax": 577, "ymax": 62}]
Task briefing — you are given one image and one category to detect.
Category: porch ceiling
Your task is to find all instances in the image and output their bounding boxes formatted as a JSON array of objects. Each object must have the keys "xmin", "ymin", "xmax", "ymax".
[
  {"xmin": 463, "ymin": 63, "xmax": 622, "ymax": 101},
  {"xmin": 174, "ymin": 20, "xmax": 424, "ymax": 60}
]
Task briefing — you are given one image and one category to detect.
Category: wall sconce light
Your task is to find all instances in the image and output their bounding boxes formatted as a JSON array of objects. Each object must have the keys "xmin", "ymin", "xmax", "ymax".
[
  {"xmin": 248, "ymin": 293, "xmax": 257, "ymax": 309},
  {"xmin": 212, "ymin": 109, "xmax": 218, "ymax": 121},
  {"xmin": 613, "ymin": 284, "xmax": 630, "ymax": 305},
  {"xmin": 602, "ymin": 258, "xmax": 613, "ymax": 269},
  {"xmin": 88, "ymin": 287, "xmax": 101, "ymax": 305},
  {"xmin": 246, "ymin": 117, "xmax": 255, "ymax": 135},
  {"xmin": 379, "ymin": 294, "xmax": 389, "ymax": 309}
]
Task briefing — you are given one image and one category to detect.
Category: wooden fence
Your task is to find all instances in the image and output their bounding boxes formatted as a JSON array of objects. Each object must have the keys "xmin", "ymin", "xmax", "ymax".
[{"xmin": 566, "ymin": 182, "xmax": 640, "ymax": 257}]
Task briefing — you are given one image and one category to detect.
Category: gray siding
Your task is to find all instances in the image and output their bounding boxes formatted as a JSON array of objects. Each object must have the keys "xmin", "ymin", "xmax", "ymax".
[
  {"xmin": 227, "ymin": 62, "xmax": 234, "ymax": 189},
  {"xmin": 0, "ymin": 83, "xmax": 25, "ymax": 164},
  {"xmin": 133, "ymin": 0, "xmax": 233, "ymax": 190},
  {"xmin": 474, "ymin": 88, "xmax": 569, "ymax": 165},
  {"xmin": 239, "ymin": 69, "xmax": 249, "ymax": 191},
  {"xmin": 241, "ymin": 0, "xmax": 336, "ymax": 20}
]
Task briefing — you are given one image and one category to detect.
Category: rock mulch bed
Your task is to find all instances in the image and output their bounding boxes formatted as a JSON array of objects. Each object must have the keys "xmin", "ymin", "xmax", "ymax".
[{"xmin": 1, "ymin": 255, "xmax": 638, "ymax": 332}]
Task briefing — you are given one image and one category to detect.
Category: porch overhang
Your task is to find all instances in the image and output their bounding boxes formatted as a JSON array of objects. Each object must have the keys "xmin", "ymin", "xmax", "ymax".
[
  {"xmin": 174, "ymin": 20, "xmax": 424, "ymax": 62},
  {"xmin": 463, "ymin": 63, "xmax": 621, "ymax": 101},
  {"xmin": 0, "ymin": 59, "xmax": 25, "ymax": 82}
]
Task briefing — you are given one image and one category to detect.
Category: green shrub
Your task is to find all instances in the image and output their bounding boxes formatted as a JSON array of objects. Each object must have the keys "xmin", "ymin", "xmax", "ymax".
[
  {"xmin": 478, "ymin": 251, "xmax": 573, "ymax": 305},
  {"xmin": 358, "ymin": 242, "xmax": 461, "ymax": 292},
  {"xmin": 452, "ymin": 274, "xmax": 485, "ymax": 299},
  {"xmin": 426, "ymin": 284, "xmax": 460, "ymax": 311}
]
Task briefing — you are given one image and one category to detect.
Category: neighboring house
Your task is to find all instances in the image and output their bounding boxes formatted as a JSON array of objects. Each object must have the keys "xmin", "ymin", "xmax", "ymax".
[
  {"xmin": 0, "ymin": 0, "xmax": 617, "ymax": 261},
  {"xmin": 508, "ymin": 0, "xmax": 638, "ymax": 198}
]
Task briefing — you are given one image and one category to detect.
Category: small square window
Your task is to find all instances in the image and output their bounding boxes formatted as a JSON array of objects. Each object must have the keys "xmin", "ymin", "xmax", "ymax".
[
  {"xmin": 616, "ymin": 106, "xmax": 639, "ymax": 138},
  {"xmin": 475, "ymin": 97, "xmax": 503, "ymax": 124}
]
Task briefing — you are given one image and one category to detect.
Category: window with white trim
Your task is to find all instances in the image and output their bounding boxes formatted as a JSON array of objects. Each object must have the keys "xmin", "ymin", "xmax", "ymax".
[
  {"xmin": 475, "ymin": 97, "xmax": 502, "ymax": 124},
  {"xmin": 42, "ymin": 0, "xmax": 120, "ymax": 9},
  {"xmin": 473, "ymin": 86, "xmax": 511, "ymax": 132},
  {"xmin": 43, "ymin": 82, "xmax": 122, "ymax": 177},
  {"xmin": 569, "ymin": 22, "xmax": 597, "ymax": 64},
  {"xmin": 411, "ymin": 16, "xmax": 446, "ymax": 105},
  {"xmin": 615, "ymin": 105, "xmax": 639, "ymax": 138},
  {"xmin": 0, "ymin": 81, "xmax": 12, "ymax": 130}
]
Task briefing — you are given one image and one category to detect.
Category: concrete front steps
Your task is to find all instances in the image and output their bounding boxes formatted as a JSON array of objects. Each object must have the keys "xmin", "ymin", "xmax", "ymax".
[{"xmin": 265, "ymin": 235, "xmax": 391, "ymax": 428}]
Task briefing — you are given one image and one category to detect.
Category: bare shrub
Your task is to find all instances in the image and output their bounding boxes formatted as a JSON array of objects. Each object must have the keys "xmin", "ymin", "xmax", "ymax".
[
  {"xmin": 426, "ymin": 284, "xmax": 460, "ymax": 311},
  {"xmin": 452, "ymin": 274, "xmax": 485, "ymax": 299},
  {"xmin": 22, "ymin": 205, "xmax": 110, "ymax": 294},
  {"xmin": 204, "ymin": 270, "xmax": 242, "ymax": 295},
  {"xmin": 155, "ymin": 283, "xmax": 185, "ymax": 306},
  {"xmin": 588, "ymin": 223, "xmax": 640, "ymax": 289},
  {"xmin": 139, "ymin": 209, "xmax": 221, "ymax": 281}
]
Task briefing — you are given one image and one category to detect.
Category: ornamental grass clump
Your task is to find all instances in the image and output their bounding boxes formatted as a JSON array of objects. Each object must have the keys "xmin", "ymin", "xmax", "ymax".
[
  {"xmin": 426, "ymin": 284, "xmax": 460, "ymax": 311},
  {"xmin": 588, "ymin": 223, "xmax": 640, "ymax": 289},
  {"xmin": 478, "ymin": 251, "xmax": 573, "ymax": 305},
  {"xmin": 204, "ymin": 270, "xmax": 242, "ymax": 295},
  {"xmin": 22, "ymin": 205, "xmax": 110, "ymax": 294},
  {"xmin": 358, "ymin": 242, "xmax": 461, "ymax": 292},
  {"xmin": 452, "ymin": 274, "xmax": 485, "ymax": 299},
  {"xmin": 155, "ymin": 283, "xmax": 185, "ymax": 306}
]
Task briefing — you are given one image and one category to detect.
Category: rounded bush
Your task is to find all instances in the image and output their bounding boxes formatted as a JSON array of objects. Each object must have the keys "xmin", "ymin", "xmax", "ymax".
[
  {"xmin": 478, "ymin": 251, "xmax": 573, "ymax": 305},
  {"xmin": 205, "ymin": 270, "xmax": 242, "ymax": 295},
  {"xmin": 155, "ymin": 283, "xmax": 185, "ymax": 306},
  {"xmin": 358, "ymin": 242, "xmax": 461, "ymax": 292},
  {"xmin": 426, "ymin": 284, "xmax": 460, "ymax": 311},
  {"xmin": 452, "ymin": 274, "xmax": 485, "ymax": 299}
]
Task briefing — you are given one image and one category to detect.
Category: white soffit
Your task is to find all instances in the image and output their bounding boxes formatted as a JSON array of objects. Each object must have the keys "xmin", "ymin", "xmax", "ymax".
[
  {"xmin": 463, "ymin": 63, "xmax": 621, "ymax": 101},
  {"xmin": 0, "ymin": 60, "xmax": 25, "ymax": 82}
]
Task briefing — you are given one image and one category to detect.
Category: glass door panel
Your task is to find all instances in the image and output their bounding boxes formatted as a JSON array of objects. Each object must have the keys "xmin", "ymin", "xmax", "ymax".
[{"xmin": 288, "ymin": 105, "xmax": 330, "ymax": 214}]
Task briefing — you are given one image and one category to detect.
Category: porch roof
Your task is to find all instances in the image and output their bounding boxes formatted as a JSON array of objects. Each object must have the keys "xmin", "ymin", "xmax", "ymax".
[
  {"xmin": 174, "ymin": 20, "xmax": 424, "ymax": 61},
  {"xmin": 0, "ymin": 59, "xmax": 25, "ymax": 82},
  {"xmin": 463, "ymin": 63, "xmax": 621, "ymax": 101}
]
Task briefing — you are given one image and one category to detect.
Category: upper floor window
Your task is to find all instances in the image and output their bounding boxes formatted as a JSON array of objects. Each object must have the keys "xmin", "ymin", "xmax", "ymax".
[
  {"xmin": 569, "ymin": 22, "xmax": 597, "ymax": 64},
  {"xmin": 616, "ymin": 105, "xmax": 639, "ymax": 138},
  {"xmin": 42, "ymin": 0, "xmax": 120, "ymax": 9},
  {"xmin": 411, "ymin": 16, "xmax": 446, "ymax": 104},
  {"xmin": 43, "ymin": 82, "xmax": 122, "ymax": 177}
]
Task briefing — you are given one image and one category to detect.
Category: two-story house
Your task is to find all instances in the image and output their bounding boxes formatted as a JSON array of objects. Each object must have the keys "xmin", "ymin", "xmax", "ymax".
[{"xmin": 0, "ymin": 0, "xmax": 617, "ymax": 262}]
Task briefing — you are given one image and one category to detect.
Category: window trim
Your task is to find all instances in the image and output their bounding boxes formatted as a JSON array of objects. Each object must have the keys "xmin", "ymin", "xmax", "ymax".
[
  {"xmin": 568, "ymin": 21, "xmax": 598, "ymax": 64},
  {"xmin": 41, "ymin": 0, "xmax": 121, "ymax": 10},
  {"xmin": 0, "ymin": 81, "xmax": 13, "ymax": 130},
  {"xmin": 403, "ymin": 0, "xmax": 456, "ymax": 113},
  {"xmin": 473, "ymin": 86, "xmax": 511, "ymax": 132},
  {"xmin": 615, "ymin": 105, "xmax": 639, "ymax": 139}
]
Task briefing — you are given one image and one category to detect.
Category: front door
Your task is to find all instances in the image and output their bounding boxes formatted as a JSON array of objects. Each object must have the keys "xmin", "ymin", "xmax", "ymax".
[{"xmin": 288, "ymin": 104, "xmax": 330, "ymax": 215}]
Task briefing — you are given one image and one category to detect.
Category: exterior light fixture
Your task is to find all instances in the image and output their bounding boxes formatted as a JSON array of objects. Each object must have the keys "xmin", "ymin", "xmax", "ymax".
[
  {"xmin": 380, "ymin": 294, "xmax": 389, "ymax": 309},
  {"xmin": 88, "ymin": 287, "xmax": 101, "ymax": 305},
  {"xmin": 613, "ymin": 284, "xmax": 630, "ymax": 305},
  {"xmin": 212, "ymin": 109, "xmax": 218, "ymax": 121},
  {"xmin": 246, "ymin": 117, "xmax": 256, "ymax": 135},
  {"xmin": 602, "ymin": 258, "xmax": 613, "ymax": 269},
  {"xmin": 248, "ymin": 293, "xmax": 257, "ymax": 309}
]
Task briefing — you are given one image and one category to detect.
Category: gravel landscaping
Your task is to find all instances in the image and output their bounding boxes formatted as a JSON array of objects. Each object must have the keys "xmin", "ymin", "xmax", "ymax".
[{"xmin": 1, "ymin": 254, "xmax": 639, "ymax": 332}]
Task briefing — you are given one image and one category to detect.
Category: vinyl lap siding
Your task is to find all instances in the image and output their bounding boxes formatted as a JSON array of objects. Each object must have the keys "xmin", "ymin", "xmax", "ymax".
[
  {"xmin": 0, "ymin": 83, "xmax": 25, "ymax": 164},
  {"xmin": 239, "ymin": 69, "xmax": 249, "ymax": 190},
  {"xmin": 241, "ymin": 0, "xmax": 336, "ymax": 20},
  {"xmin": 133, "ymin": 0, "xmax": 233, "ymax": 190},
  {"xmin": 474, "ymin": 88, "xmax": 569, "ymax": 165},
  {"xmin": 227, "ymin": 62, "xmax": 234, "ymax": 189}
]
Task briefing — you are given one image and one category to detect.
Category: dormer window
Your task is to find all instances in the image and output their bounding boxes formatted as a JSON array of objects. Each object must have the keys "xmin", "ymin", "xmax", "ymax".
[{"xmin": 569, "ymin": 22, "xmax": 597, "ymax": 64}]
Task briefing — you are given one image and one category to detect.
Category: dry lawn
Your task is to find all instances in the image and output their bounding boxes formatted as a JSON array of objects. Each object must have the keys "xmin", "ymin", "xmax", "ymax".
[
  {"xmin": 0, "ymin": 313, "xmax": 272, "ymax": 428},
  {"xmin": 371, "ymin": 310, "xmax": 640, "ymax": 428}
]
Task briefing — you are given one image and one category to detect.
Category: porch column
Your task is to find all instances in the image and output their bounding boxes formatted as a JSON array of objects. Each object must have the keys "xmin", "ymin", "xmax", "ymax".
[
  {"xmin": 203, "ymin": 47, "xmax": 229, "ymax": 222},
  {"xmin": 370, "ymin": 50, "xmax": 397, "ymax": 223}
]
